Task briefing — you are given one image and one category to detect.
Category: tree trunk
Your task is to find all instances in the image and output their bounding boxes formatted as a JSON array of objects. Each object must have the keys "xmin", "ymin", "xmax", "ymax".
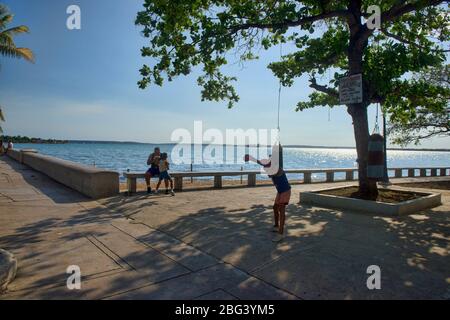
[
  {"xmin": 347, "ymin": 20, "xmax": 378, "ymax": 199},
  {"xmin": 350, "ymin": 105, "xmax": 378, "ymax": 199}
]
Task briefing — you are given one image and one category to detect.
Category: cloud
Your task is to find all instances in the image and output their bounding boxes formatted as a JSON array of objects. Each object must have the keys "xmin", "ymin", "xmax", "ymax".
[{"xmin": 58, "ymin": 102, "xmax": 108, "ymax": 116}]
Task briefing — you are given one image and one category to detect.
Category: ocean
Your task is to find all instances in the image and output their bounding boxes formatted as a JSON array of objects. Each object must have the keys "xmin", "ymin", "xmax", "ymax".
[{"xmin": 14, "ymin": 142, "xmax": 450, "ymax": 182}]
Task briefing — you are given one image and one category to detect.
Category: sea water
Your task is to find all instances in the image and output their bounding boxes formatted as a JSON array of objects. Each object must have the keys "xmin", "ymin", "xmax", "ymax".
[{"xmin": 14, "ymin": 142, "xmax": 450, "ymax": 182}]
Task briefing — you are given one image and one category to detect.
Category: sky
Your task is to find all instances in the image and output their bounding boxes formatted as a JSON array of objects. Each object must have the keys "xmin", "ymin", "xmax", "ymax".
[{"xmin": 1, "ymin": 0, "xmax": 449, "ymax": 148}]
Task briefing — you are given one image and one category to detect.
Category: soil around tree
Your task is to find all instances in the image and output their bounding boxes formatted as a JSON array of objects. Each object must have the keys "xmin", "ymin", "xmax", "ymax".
[
  {"xmin": 395, "ymin": 180, "xmax": 450, "ymax": 191},
  {"xmin": 317, "ymin": 186, "xmax": 426, "ymax": 204}
]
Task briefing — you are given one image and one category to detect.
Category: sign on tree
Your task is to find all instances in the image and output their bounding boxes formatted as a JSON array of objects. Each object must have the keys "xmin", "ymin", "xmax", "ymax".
[{"xmin": 339, "ymin": 74, "xmax": 363, "ymax": 105}]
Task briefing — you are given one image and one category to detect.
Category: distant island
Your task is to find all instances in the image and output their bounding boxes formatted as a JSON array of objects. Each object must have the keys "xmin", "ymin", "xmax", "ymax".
[{"xmin": 2, "ymin": 135, "xmax": 68, "ymax": 144}]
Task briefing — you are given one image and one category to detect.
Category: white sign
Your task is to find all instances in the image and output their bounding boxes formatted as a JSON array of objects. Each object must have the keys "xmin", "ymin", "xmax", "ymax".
[{"xmin": 339, "ymin": 74, "xmax": 363, "ymax": 104}]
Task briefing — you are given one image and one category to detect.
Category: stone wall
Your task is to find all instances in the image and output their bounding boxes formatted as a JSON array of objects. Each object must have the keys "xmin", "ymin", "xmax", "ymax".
[{"xmin": 7, "ymin": 149, "xmax": 119, "ymax": 199}]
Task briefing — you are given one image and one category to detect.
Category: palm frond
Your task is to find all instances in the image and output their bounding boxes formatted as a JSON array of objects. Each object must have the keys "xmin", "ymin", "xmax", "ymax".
[
  {"xmin": 0, "ymin": 31, "xmax": 14, "ymax": 46},
  {"xmin": 16, "ymin": 47, "xmax": 34, "ymax": 62},
  {"xmin": 0, "ymin": 106, "xmax": 5, "ymax": 133},
  {"xmin": 0, "ymin": 4, "xmax": 34, "ymax": 63},
  {"xmin": 1, "ymin": 25, "xmax": 29, "ymax": 35},
  {"xmin": 0, "ymin": 14, "xmax": 13, "ymax": 29},
  {"xmin": 0, "ymin": 5, "xmax": 13, "ymax": 30},
  {"xmin": 0, "ymin": 107, "xmax": 4, "ymax": 134},
  {"xmin": 0, "ymin": 4, "xmax": 8, "ymax": 16},
  {"xmin": 0, "ymin": 45, "xmax": 34, "ymax": 62}
]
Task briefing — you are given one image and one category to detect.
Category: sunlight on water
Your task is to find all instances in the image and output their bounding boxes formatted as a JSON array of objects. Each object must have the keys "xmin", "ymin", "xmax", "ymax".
[{"xmin": 14, "ymin": 143, "xmax": 449, "ymax": 181}]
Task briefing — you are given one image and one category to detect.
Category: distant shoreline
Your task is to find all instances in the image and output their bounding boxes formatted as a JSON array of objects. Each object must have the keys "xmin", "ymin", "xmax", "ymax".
[{"xmin": 11, "ymin": 139, "xmax": 450, "ymax": 152}]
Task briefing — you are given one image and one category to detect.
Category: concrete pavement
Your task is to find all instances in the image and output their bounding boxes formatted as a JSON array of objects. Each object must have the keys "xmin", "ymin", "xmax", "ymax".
[{"xmin": 0, "ymin": 156, "xmax": 449, "ymax": 299}]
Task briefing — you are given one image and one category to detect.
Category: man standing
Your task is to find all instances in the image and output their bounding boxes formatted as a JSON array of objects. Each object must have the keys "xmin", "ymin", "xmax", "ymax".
[{"xmin": 145, "ymin": 147, "xmax": 161, "ymax": 194}]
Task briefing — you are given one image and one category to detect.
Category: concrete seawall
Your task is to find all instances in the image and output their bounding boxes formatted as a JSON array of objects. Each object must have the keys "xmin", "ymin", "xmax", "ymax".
[{"xmin": 7, "ymin": 149, "xmax": 119, "ymax": 199}]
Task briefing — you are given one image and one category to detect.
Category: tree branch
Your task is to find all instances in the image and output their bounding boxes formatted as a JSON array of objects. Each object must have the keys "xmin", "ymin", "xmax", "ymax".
[
  {"xmin": 228, "ymin": 10, "xmax": 351, "ymax": 33},
  {"xmin": 381, "ymin": 0, "xmax": 446, "ymax": 24},
  {"xmin": 358, "ymin": 0, "xmax": 447, "ymax": 47},
  {"xmin": 380, "ymin": 27, "xmax": 450, "ymax": 52},
  {"xmin": 309, "ymin": 77, "xmax": 339, "ymax": 98}
]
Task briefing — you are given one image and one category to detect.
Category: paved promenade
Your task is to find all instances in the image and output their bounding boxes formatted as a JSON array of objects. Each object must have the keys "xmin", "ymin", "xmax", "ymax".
[{"xmin": 0, "ymin": 156, "xmax": 449, "ymax": 299}]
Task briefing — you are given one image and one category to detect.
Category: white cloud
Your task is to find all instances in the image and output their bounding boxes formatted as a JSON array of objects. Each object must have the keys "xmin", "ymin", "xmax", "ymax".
[{"xmin": 58, "ymin": 103, "xmax": 108, "ymax": 116}]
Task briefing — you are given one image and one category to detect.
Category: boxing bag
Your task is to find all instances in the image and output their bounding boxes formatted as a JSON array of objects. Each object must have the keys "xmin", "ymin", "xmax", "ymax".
[{"xmin": 367, "ymin": 133, "xmax": 385, "ymax": 181}]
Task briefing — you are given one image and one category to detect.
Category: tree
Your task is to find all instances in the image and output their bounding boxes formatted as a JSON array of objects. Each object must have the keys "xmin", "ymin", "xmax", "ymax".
[
  {"xmin": 0, "ymin": 106, "xmax": 4, "ymax": 134},
  {"xmin": 0, "ymin": 4, "xmax": 34, "ymax": 63},
  {"xmin": 135, "ymin": 0, "xmax": 449, "ymax": 198},
  {"xmin": 387, "ymin": 65, "xmax": 450, "ymax": 145},
  {"xmin": 0, "ymin": 4, "xmax": 34, "ymax": 135}
]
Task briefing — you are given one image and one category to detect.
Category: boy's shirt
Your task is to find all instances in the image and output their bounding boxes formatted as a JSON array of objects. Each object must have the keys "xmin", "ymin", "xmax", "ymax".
[
  {"xmin": 271, "ymin": 171, "xmax": 291, "ymax": 193},
  {"xmin": 258, "ymin": 159, "xmax": 291, "ymax": 194},
  {"xmin": 159, "ymin": 159, "xmax": 169, "ymax": 172}
]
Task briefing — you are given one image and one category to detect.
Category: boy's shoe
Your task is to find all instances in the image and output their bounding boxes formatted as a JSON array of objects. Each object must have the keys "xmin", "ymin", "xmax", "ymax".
[
  {"xmin": 165, "ymin": 189, "xmax": 169, "ymax": 195},
  {"xmin": 170, "ymin": 190, "xmax": 175, "ymax": 196},
  {"xmin": 154, "ymin": 189, "xmax": 159, "ymax": 194},
  {"xmin": 272, "ymin": 234, "xmax": 284, "ymax": 243},
  {"xmin": 272, "ymin": 226, "xmax": 279, "ymax": 233},
  {"xmin": 147, "ymin": 187, "xmax": 152, "ymax": 194}
]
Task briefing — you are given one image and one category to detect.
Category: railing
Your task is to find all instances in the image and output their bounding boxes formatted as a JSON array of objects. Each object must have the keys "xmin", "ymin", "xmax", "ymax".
[{"xmin": 123, "ymin": 167, "xmax": 450, "ymax": 193}]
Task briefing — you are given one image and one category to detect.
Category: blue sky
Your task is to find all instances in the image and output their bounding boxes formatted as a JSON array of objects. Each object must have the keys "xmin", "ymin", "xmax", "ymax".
[{"xmin": 1, "ymin": 0, "xmax": 449, "ymax": 148}]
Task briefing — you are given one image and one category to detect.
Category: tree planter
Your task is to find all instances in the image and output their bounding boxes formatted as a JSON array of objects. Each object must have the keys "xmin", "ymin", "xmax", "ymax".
[{"xmin": 299, "ymin": 185, "xmax": 441, "ymax": 216}]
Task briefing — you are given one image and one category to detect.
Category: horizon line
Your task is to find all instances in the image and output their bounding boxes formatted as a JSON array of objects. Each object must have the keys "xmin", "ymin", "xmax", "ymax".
[{"xmin": 11, "ymin": 139, "xmax": 450, "ymax": 152}]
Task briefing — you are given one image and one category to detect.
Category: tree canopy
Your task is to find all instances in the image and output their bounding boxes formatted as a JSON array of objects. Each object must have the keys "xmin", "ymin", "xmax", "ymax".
[
  {"xmin": 135, "ymin": 0, "xmax": 448, "ymax": 109},
  {"xmin": 387, "ymin": 64, "xmax": 450, "ymax": 145},
  {"xmin": 135, "ymin": 0, "xmax": 449, "ymax": 196}
]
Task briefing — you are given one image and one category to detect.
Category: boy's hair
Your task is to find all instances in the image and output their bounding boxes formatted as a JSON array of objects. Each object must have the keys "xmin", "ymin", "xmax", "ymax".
[{"xmin": 161, "ymin": 152, "xmax": 168, "ymax": 160}]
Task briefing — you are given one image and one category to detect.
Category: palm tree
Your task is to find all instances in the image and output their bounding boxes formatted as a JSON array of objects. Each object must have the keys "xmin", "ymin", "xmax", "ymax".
[
  {"xmin": 0, "ymin": 107, "xmax": 4, "ymax": 134},
  {"xmin": 0, "ymin": 4, "xmax": 34, "ymax": 135},
  {"xmin": 0, "ymin": 4, "xmax": 34, "ymax": 62}
]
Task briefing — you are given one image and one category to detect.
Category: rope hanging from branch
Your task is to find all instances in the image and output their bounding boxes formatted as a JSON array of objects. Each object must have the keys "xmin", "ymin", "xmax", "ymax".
[
  {"xmin": 277, "ymin": 42, "xmax": 282, "ymax": 132},
  {"xmin": 373, "ymin": 102, "xmax": 380, "ymax": 134}
]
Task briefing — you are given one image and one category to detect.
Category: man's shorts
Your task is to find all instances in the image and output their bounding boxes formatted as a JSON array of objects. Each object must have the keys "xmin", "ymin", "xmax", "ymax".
[
  {"xmin": 146, "ymin": 167, "xmax": 160, "ymax": 176},
  {"xmin": 159, "ymin": 171, "xmax": 172, "ymax": 181},
  {"xmin": 275, "ymin": 189, "xmax": 291, "ymax": 206}
]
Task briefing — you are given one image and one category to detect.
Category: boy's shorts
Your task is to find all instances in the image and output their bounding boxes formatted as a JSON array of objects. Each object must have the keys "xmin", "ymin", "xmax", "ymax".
[
  {"xmin": 275, "ymin": 189, "xmax": 291, "ymax": 206},
  {"xmin": 159, "ymin": 171, "xmax": 171, "ymax": 181}
]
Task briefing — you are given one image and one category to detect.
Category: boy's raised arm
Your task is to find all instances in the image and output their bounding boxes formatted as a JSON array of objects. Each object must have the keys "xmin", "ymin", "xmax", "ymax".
[{"xmin": 244, "ymin": 154, "xmax": 271, "ymax": 168}]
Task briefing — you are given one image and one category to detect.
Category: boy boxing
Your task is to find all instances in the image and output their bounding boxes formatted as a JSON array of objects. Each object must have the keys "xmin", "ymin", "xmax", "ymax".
[{"xmin": 245, "ymin": 151, "xmax": 291, "ymax": 242}]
